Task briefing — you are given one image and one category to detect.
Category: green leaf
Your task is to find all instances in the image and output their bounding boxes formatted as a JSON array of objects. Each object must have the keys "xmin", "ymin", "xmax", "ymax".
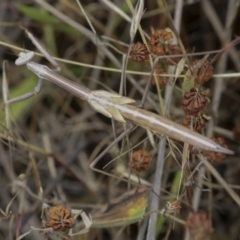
[
  {"xmin": 170, "ymin": 171, "xmax": 182, "ymax": 198},
  {"xmin": 43, "ymin": 24, "xmax": 58, "ymax": 56},
  {"xmin": 16, "ymin": 5, "xmax": 80, "ymax": 37},
  {"xmin": 92, "ymin": 188, "xmax": 148, "ymax": 228},
  {"xmin": 174, "ymin": 57, "xmax": 185, "ymax": 81},
  {"xmin": 8, "ymin": 74, "xmax": 39, "ymax": 120},
  {"xmin": 182, "ymin": 70, "xmax": 194, "ymax": 93},
  {"xmin": 156, "ymin": 171, "xmax": 182, "ymax": 236},
  {"xmin": 17, "ymin": 5, "xmax": 59, "ymax": 24}
]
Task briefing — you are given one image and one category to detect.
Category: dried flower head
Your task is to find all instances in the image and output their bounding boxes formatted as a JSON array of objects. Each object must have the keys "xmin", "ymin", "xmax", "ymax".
[
  {"xmin": 182, "ymin": 113, "xmax": 205, "ymax": 133},
  {"xmin": 182, "ymin": 88, "xmax": 208, "ymax": 114},
  {"xmin": 203, "ymin": 137, "xmax": 228, "ymax": 162},
  {"xmin": 152, "ymin": 68, "xmax": 168, "ymax": 87},
  {"xmin": 233, "ymin": 124, "xmax": 240, "ymax": 141},
  {"xmin": 45, "ymin": 205, "xmax": 76, "ymax": 232},
  {"xmin": 130, "ymin": 150, "xmax": 152, "ymax": 172},
  {"xmin": 185, "ymin": 212, "xmax": 214, "ymax": 239},
  {"xmin": 129, "ymin": 42, "xmax": 149, "ymax": 62},
  {"xmin": 192, "ymin": 59, "xmax": 213, "ymax": 85},
  {"xmin": 150, "ymin": 29, "xmax": 173, "ymax": 56},
  {"xmin": 166, "ymin": 44, "xmax": 182, "ymax": 64}
]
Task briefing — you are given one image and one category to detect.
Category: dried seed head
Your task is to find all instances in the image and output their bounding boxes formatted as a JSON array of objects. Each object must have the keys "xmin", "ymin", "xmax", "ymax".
[
  {"xmin": 130, "ymin": 150, "xmax": 152, "ymax": 172},
  {"xmin": 166, "ymin": 44, "xmax": 182, "ymax": 64},
  {"xmin": 192, "ymin": 59, "xmax": 213, "ymax": 85},
  {"xmin": 152, "ymin": 68, "xmax": 168, "ymax": 87},
  {"xmin": 46, "ymin": 205, "xmax": 75, "ymax": 232},
  {"xmin": 185, "ymin": 212, "xmax": 214, "ymax": 239},
  {"xmin": 182, "ymin": 113, "xmax": 205, "ymax": 133},
  {"xmin": 182, "ymin": 88, "xmax": 208, "ymax": 114},
  {"xmin": 203, "ymin": 137, "xmax": 228, "ymax": 162},
  {"xmin": 129, "ymin": 42, "xmax": 149, "ymax": 62},
  {"xmin": 150, "ymin": 29, "xmax": 173, "ymax": 56},
  {"xmin": 233, "ymin": 124, "xmax": 240, "ymax": 141}
]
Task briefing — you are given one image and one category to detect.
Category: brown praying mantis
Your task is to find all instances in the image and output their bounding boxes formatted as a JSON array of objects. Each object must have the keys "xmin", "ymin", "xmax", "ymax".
[
  {"xmin": 9, "ymin": 49, "xmax": 234, "ymax": 153},
  {"xmin": 3, "ymin": 30, "xmax": 234, "ymax": 166}
]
